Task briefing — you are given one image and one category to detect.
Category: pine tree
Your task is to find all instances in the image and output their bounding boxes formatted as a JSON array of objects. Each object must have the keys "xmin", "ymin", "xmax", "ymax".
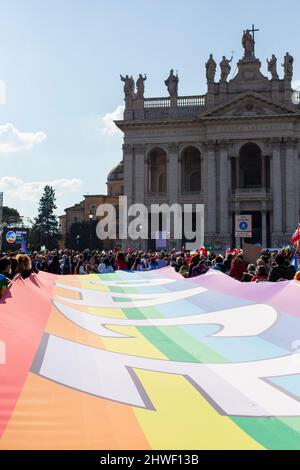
[
  {"xmin": 30, "ymin": 186, "xmax": 60, "ymax": 250},
  {"xmin": 3, "ymin": 206, "xmax": 22, "ymax": 225}
]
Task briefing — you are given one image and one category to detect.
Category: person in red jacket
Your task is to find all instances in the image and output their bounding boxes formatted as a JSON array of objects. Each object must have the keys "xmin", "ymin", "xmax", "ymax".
[
  {"xmin": 251, "ymin": 265, "xmax": 269, "ymax": 282},
  {"xmin": 115, "ymin": 251, "xmax": 129, "ymax": 270},
  {"xmin": 229, "ymin": 255, "xmax": 247, "ymax": 282}
]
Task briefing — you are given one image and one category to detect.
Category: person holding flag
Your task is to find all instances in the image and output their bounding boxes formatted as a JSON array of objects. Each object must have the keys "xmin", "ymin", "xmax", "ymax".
[
  {"xmin": 290, "ymin": 225, "xmax": 300, "ymax": 280},
  {"xmin": 292, "ymin": 251, "xmax": 299, "ymax": 272},
  {"xmin": 291, "ymin": 224, "xmax": 300, "ymax": 246},
  {"xmin": 292, "ymin": 241, "xmax": 300, "ymax": 280}
]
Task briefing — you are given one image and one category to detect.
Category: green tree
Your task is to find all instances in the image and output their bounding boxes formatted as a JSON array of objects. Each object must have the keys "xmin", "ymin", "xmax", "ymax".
[
  {"xmin": 30, "ymin": 186, "xmax": 60, "ymax": 250},
  {"xmin": 65, "ymin": 220, "xmax": 101, "ymax": 251},
  {"xmin": 2, "ymin": 206, "xmax": 22, "ymax": 225}
]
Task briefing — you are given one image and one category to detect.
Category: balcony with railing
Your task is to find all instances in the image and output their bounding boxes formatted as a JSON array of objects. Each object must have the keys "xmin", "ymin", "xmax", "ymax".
[
  {"xmin": 123, "ymin": 94, "xmax": 207, "ymax": 121},
  {"xmin": 144, "ymin": 97, "xmax": 171, "ymax": 109},
  {"xmin": 232, "ymin": 187, "xmax": 272, "ymax": 200},
  {"xmin": 144, "ymin": 95, "xmax": 206, "ymax": 109}
]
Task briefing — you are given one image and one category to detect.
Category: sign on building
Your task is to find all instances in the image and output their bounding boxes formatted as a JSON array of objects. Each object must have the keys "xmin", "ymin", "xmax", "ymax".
[{"xmin": 235, "ymin": 215, "xmax": 252, "ymax": 239}]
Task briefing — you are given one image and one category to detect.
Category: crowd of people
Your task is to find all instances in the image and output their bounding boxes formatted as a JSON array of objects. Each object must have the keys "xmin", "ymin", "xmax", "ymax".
[
  {"xmin": 0, "ymin": 246, "xmax": 299, "ymax": 299},
  {"xmin": 172, "ymin": 248, "xmax": 299, "ymax": 282}
]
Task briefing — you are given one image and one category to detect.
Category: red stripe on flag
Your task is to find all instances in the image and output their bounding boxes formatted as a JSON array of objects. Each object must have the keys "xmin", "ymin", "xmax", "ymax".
[{"xmin": 0, "ymin": 275, "xmax": 55, "ymax": 437}]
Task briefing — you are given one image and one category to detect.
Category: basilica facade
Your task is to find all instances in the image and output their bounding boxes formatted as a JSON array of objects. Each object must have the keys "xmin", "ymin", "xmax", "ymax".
[{"xmin": 115, "ymin": 30, "xmax": 300, "ymax": 250}]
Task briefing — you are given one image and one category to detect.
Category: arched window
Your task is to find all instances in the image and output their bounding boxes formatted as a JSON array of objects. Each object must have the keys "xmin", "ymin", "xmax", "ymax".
[
  {"xmin": 190, "ymin": 171, "xmax": 201, "ymax": 191},
  {"xmin": 181, "ymin": 146, "xmax": 201, "ymax": 192},
  {"xmin": 148, "ymin": 147, "xmax": 167, "ymax": 193},
  {"xmin": 158, "ymin": 173, "xmax": 167, "ymax": 193},
  {"xmin": 239, "ymin": 143, "xmax": 262, "ymax": 188}
]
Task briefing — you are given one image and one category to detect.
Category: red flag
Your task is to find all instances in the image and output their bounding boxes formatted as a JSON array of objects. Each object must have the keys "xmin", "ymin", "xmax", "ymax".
[{"xmin": 292, "ymin": 225, "xmax": 300, "ymax": 245}]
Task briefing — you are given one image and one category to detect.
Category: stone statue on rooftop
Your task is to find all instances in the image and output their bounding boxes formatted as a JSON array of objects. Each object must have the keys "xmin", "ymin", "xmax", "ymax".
[
  {"xmin": 136, "ymin": 74, "xmax": 147, "ymax": 99},
  {"xmin": 120, "ymin": 74, "xmax": 135, "ymax": 99},
  {"xmin": 220, "ymin": 56, "xmax": 233, "ymax": 82},
  {"xmin": 206, "ymin": 54, "xmax": 216, "ymax": 83},
  {"xmin": 267, "ymin": 55, "xmax": 279, "ymax": 80},
  {"xmin": 242, "ymin": 29, "xmax": 254, "ymax": 59},
  {"xmin": 164, "ymin": 69, "xmax": 179, "ymax": 97},
  {"xmin": 282, "ymin": 52, "xmax": 294, "ymax": 81}
]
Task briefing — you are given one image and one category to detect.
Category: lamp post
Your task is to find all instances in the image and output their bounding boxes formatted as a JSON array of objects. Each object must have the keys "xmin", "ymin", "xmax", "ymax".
[
  {"xmin": 89, "ymin": 211, "xmax": 93, "ymax": 251},
  {"xmin": 76, "ymin": 234, "xmax": 80, "ymax": 251},
  {"xmin": 137, "ymin": 224, "xmax": 143, "ymax": 252}
]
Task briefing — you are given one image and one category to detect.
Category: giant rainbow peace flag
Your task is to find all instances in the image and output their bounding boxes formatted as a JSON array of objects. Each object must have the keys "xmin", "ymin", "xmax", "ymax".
[{"xmin": 1, "ymin": 267, "xmax": 300, "ymax": 450}]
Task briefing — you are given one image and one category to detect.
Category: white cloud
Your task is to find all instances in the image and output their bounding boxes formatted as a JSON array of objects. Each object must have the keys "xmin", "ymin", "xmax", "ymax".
[
  {"xmin": 0, "ymin": 177, "xmax": 82, "ymax": 203},
  {"xmin": 101, "ymin": 105, "xmax": 124, "ymax": 136},
  {"xmin": 0, "ymin": 122, "xmax": 47, "ymax": 154}
]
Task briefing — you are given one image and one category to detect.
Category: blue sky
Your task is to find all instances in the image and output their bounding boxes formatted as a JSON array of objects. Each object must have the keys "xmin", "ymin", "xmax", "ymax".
[{"xmin": 0, "ymin": 0, "xmax": 299, "ymax": 218}]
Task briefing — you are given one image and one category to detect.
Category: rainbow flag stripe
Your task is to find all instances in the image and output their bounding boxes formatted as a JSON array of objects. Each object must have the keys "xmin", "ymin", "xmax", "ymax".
[{"xmin": 1, "ymin": 268, "xmax": 300, "ymax": 450}]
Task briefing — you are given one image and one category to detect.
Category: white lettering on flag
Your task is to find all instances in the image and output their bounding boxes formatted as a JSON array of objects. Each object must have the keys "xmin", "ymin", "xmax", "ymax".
[{"xmin": 32, "ymin": 333, "xmax": 300, "ymax": 417}]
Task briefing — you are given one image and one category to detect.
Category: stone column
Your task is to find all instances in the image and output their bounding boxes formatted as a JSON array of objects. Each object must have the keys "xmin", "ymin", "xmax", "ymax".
[
  {"xmin": 134, "ymin": 145, "xmax": 147, "ymax": 251},
  {"xmin": 170, "ymin": 97, "xmax": 178, "ymax": 117},
  {"xmin": 201, "ymin": 154, "xmax": 205, "ymax": 194},
  {"xmin": 219, "ymin": 81, "xmax": 227, "ymax": 103},
  {"xmin": 284, "ymin": 80, "xmax": 293, "ymax": 104},
  {"xmin": 205, "ymin": 141, "xmax": 217, "ymax": 235},
  {"xmin": 168, "ymin": 144, "xmax": 180, "ymax": 250},
  {"xmin": 167, "ymin": 144, "xmax": 179, "ymax": 206},
  {"xmin": 228, "ymin": 155, "xmax": 232, "ymax": 192},
  {"xmin": 124, "ymin": 99, "xmax": 134, "ymax": 120},
  {"xmin": 206, "ymin": 82, "xmax": 215, "ymax": 107},
  {"xmin": 261, "ymin": 155, "xmax": 266, "ymax": 188},
  {"xmin": 262, "ymin": 209, "xmax": 267, "ymax": 248},
  {"xmin": 123, "ymin": 144, "xmax": 133, "ymax": 206},
  {"xmin": 133, "ymin": 97, "xmax": 145, "ymax": 120},
  {"xmin": 235, "ymin": 156, "xmax": 240, "ymax": 189},
  {"xmin": 234, "ymin": 202, "xmax": 241, "ymax": 248},
  {"xmin": 285, "ymin": 138, "xmax": 298, "ymax": 234},
  {"xmin": 271, "ymin": 80, "xmax": 280, "ymax": 101},
  {"xmin": 271, "ymin": 139, "xmax": 282, "ymax": 234},
  {"xmin": 219, "ymin": 141, "xmax": 230, "ymax": 235},
  {"xmin": 134, "ymin": 145, "xmax": 146, "ymax": 205},
  {"xmin": 122, "ymin": 144, "xmax": 134, "ymax": 249}
]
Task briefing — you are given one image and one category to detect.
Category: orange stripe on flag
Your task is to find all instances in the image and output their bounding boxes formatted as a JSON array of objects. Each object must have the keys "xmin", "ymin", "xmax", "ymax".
[{"xmin": 0, "ymin": 276, "xmax": 54, "ymax": 438}]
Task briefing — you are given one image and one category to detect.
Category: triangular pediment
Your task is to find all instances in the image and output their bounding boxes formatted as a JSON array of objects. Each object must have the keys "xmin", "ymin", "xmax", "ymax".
[{"xmin": 200, "ymin": 91, "xmax": 298, "ymax": 119}]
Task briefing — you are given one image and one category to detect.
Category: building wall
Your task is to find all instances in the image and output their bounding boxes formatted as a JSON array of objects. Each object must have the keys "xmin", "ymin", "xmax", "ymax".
[
  {"xmin": 120, "ymin": 131, "xmax": 300, "ymax": 249},
  {"xmin": 107, "ymin": 180, "xmax": 124, "ymax": 196},
  {"xmin": 116, "ymin": 46, "xmax": 300, "ymax": 250},
  {"xmin": 61, "ymin": 195, "xmax": 121, "ymax": 250}
]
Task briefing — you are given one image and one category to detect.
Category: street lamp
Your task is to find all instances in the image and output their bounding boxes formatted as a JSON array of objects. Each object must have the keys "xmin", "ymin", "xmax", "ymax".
[
  {"xmin": 76, "ymin": 234, "xmax": 80, "ymax": 251},
  {"xmin": 138, "ymin": 224, "xmax": 143, "ymax": 252},
  {"xmin": 89, "ymin": 212, "xmax": 93, "ymax": 250}
]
